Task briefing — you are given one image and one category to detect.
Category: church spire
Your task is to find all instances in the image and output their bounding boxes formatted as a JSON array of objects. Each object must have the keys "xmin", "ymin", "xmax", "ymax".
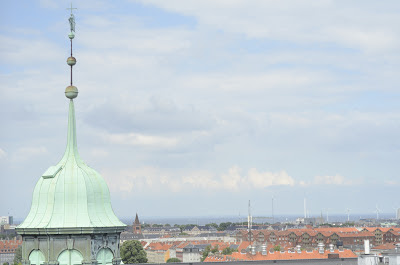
[
  {"xmin": 63, "ymin": 5, "xmax": 80, "ymax": 162},
  {"xmin": 17, "ymin": 4, "xmax": 126, "ymax": 237},
  {"xmin": 65, "ymin": 2, "xmax": 78, "ymax": 99}
]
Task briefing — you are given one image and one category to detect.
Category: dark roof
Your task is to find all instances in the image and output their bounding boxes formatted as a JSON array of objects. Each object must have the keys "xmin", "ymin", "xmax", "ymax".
[
  {"xmin": 121, "ymin": 232, "xmax": 144, "ymax": 240},
  {"xmin": 198, "ymin": 232, "xmax": 228, "ymax": 237},
  {"xmin": 134, "ymin": 213, "xmax": 140, "ymax": 225}
]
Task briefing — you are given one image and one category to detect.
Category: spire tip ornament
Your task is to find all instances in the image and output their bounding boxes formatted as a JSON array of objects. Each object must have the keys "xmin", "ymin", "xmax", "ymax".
[
  {"xmin": 65, "ymin": 85, "xmax": 78, "ymax": 99},
  {"xmin": 66, "ymin": 3, "xmax": 78, "ymax": 99}
]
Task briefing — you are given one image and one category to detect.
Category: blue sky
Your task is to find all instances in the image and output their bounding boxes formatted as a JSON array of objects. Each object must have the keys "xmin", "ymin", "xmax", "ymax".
[{"xmin": 1, "ymin": 0, "xmax": 400, "ymax": 221}]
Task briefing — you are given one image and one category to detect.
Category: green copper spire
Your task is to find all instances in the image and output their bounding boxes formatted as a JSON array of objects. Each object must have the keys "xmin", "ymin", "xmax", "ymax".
[{"xmin": 17, "ymin": 8, "xmax": 126, "ymax": 235}]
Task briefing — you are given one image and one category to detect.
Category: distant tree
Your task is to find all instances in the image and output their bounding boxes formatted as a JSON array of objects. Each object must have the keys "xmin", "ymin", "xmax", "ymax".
[
  {"xmin": 120, "ymin": 240, "xmax": 147, "ymax": 264},
  {"xmin": 165, "ymin": 224, "xmax": 171, "ymax": 227},
  {"xmin": 205, "ymin": 223, "xmax": 218, "ymax": 229},
  {"xmin": 177, "ymin": 224, "xmax": 197, "ymax": 232},
  {"xmin": 166, "ymin": 258, "xmax": 181, "ymax": 263},
  {"xmin": 211, "ymin": 245, "xmax": 219, "ymax": 254},
  {"xmin": 201, "ymin": 245, "xmax": 211, "ymax": 261},
  {"xmin": 221, "ymin": 247, "xmax": 236, "ymax": 255},
  {"xmin": 341, "ymin": 222, "xmax": 355, "ymax": 227},
  {"xmin": 13, "ymin": 246, "xmax": 22, "ymax": 265},
  {"xmin": 273, "ymin": 245, "xmax": 281, "ymax": 251},
  {"xmin": 218, "ymin": 222, "xmax": 232, "ymax": 231},
  {"xmin": 4, "ymin": 262, "xmax": 9, "ymax": 265},
  {"xmin": 179, "ymin": 232, "xmax": 189, "ymax": 236}
]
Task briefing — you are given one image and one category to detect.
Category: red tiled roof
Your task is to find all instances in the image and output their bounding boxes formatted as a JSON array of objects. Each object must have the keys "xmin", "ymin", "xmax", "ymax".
[
  {"xmin": 204, "ymin": 249, "xmax": 357, "ymax": 262},
  {"xmin": 372, "ymin": 243, "xmax": 397, "ymax": 250},
  {"xmin": 237, "ymin": 241, "xmax": 251, "ymax": 251},
  {"xmin": 0, "ymin": 240, "xmax": 22, "ymax": 252},
  {"xmin": 146, "ymin": 242, "xmax": 174, "ymax": 251}
]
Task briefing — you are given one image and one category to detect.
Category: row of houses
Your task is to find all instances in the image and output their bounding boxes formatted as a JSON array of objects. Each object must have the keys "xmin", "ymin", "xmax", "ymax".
[
  {"xmin": 140, "ymin": 225, "xmax": 219, "ymax": 236},
  {"xmin": 204, "ymin": 244, "xmax": 358, "ymax": 262},
  {"xmin": 234, "ymin": 227, "xmax": 400, "ymax": 248},
  {"xmin": 143, "ymin": 240, "xmax": 240, "ymax": 263},
  {"xmin": 0, "ymin": 239, "xmax": 22, "ymax": 264},
  {"xmin": 142, "ymin": 239, "xmax": 363, "ymax": 263}
]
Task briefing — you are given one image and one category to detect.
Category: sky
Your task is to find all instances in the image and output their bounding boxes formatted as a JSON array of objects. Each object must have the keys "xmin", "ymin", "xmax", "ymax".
[{"xmin": 1, "ymin": 0, "xmax": 400, "ymax": 222}]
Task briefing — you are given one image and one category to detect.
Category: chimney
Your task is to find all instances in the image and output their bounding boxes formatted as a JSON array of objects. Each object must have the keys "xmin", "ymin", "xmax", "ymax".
[
  {"xmin": 261, "ymin": 244, "xmax": 267, "ymax": 255},
  {"xmin": 251, "ymin": 245, "xmax": 256, "ymax": 255},
  {"xmin": 318, "ymin": 242, "xmax": 324, "ymax": 254},
  {"xmin": 296, "ymin": 245, "xmax": 301, "ymax": 253},
  {"xmin": 329, "ymin": 244, "xmax": 334, "ymax": 253},
  {"xmin": 364, "ymin": 239, "xmax": 370, "ymax": 254}
]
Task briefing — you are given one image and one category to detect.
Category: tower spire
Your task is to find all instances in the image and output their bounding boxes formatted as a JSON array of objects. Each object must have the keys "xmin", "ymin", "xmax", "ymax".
[
  {"xmin": 65, "ymin": 3, "xmax": 78, "ymax": 99},
  {"xmin": 63, "ymin": 4, "xmax": 80, "ymax": 161}
]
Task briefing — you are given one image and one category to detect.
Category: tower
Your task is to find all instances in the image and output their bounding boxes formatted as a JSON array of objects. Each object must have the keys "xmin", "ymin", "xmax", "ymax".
[
  {"xmin": 16, "ymin": 7, "xmax": 126, "ymax": 265},
  {"xmin": 132, "ymin": 213, "xmax": 142, "ymax": 235}
]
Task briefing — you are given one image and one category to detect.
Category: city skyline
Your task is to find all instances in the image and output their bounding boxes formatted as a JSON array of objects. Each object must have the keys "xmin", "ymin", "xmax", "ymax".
[{"xmin": 1, "ymin": 0, "xmax": 400, "ymax": 219}]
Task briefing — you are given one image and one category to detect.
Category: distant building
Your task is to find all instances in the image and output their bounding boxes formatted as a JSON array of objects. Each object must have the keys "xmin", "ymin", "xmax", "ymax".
[
  {"xmin": 295, "ymin": 217, "xmax": 324, "ymax": 226},
  {"xmin": 145, "ymin": 242, "xmax": 174, "ymax": 263},
  {"xmin": 182, "ymin": 244, "xmax": 202, "ymax": 263},
  {"xmin": 133, "ymin": 213, "xmax": 142, "ymax": 235},
  {"xmin": 234, "ymin": 227, "xmax": 400, "ymax": 249},
  {"xmin": 204, "ymin": 243, "xmax": 357, "ymax": 262},
  {"xmin": 183, "ymin": 225, "xmax": 217, "ymax": 235},
  {"xmin": 120, "ymin": 231, "xmax": 144, "ymax": 242},
  {"xmin": 0, "ymin": 239, "xmax": 22, "ymax": 264},
  {"xmin": 0, "ymin": 224, "xmax": 17, "ymax": 237},
  {"xmin": 0, "ymin": 216, "xmax": 13, "ymax": 225},
  {"xmin": 142, "ymin": 226, "xmax": 180, "ymax": 236}
]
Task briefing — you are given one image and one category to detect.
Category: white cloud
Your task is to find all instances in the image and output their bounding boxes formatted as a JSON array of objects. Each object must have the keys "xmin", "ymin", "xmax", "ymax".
[
  {"xmin": 313, "ymin": 175, "xmax": 348, "ymax": 185},
  {"xmin": 103, "ymin": 132, "xmax": 179, "ymax": 148},
  {"xmin": 0, "ymin": 148, "xmax": 7, "ymax": 159},
  {"xmin": 248, "ymin": 168, "xmax": 295, "ymax": 188},
  {"xmin": 0, "ymin": 35, "xmax": 62, "ymax": 65},
  {"xmin": 103, "ymin": 166, "xmax": 295, "ymax": 194},
  {"xmin": 136, "ymin": 0, "xmax": 400, "ymax": 53},
  {"xmin": 90, "ymin": 148, "xmax": 109, "ymax": 158},
  {"xmin": 12, "ymin": 146, "xmax": 48, "ymax": 161},
  {"xmin": 3, "ymin": 1, "xmax": 400, "ymax": 216}
]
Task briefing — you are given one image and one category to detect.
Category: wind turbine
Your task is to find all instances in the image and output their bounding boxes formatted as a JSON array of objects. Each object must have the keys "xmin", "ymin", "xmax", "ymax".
[
  {"xmin": 323, "ymin": 208, "xmax": 331, "ymax": 223},
  {"xmin": 375, "ymin": 205, "xmax": 381, "ymax": 220},
  {"xmin": 346, "ymin": 208, "xmax": 351, "ymax": 222}
]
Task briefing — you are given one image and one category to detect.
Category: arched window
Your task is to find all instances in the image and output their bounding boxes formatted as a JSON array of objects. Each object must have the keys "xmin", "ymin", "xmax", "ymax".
[
  {"xmin": 29, "ymin": 250, "xmax": 45, "ymax": 265},
  {"xmin": 58, "ymin": 249, "xmax": 83, "ymax": 265},
  {"xmin": 96, "ymin": 248, "xmax": 114, "ymax": 265}
]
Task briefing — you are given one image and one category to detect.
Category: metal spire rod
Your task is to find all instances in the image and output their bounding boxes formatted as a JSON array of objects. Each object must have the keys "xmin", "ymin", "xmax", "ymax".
[
  {"xmin": 67, "ymin": 3, "xmax": 77, "ymax": 86},
  {"xmin": 65, "ymin": 3, "xmax": 78, "ymax": 100},
  {"xmin": 70, "ymin": 39, "xmax": 73, "ymax": 86}
]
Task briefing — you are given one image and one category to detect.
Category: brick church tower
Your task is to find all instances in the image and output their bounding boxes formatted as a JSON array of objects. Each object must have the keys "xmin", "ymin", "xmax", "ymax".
[{"xmin": 133, "ymin": 213, "xmax": 142, "ymax": 235}]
